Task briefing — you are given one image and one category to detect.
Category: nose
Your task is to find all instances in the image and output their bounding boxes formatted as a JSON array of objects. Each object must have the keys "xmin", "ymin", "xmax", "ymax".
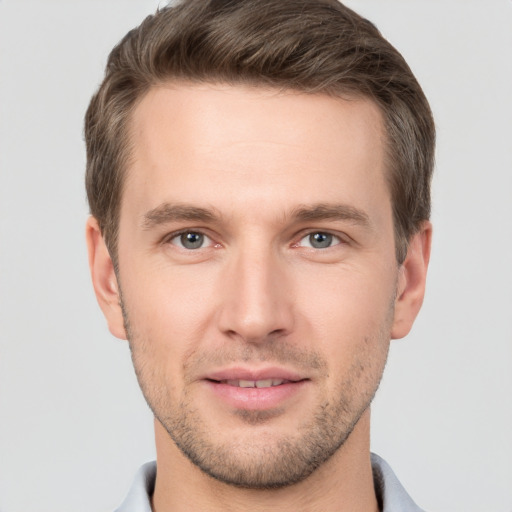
[{"xmin": 216, "ymin": 244, "xmax": 295, "ymax": 344}]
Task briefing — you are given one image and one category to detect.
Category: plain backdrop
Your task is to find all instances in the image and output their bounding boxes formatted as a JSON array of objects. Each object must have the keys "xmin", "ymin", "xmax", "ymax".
[{"xmin": 0, "ymin": 1, "xmax": 511, "ymax": 511}]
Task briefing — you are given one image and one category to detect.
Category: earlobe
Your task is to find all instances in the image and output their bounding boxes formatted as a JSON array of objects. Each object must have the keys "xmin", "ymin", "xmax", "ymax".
[
  {"xmin": 85, "ymin": 216, "xmax": 127, "ymax": 340},
  {"xmin": 391, "ymin": 221, "xmax": 432, "ymax": 339}
]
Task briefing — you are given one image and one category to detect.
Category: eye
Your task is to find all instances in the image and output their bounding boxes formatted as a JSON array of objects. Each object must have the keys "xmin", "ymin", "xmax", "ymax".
[
  {"xmin": 299, "ymin": 232, "xmax": 341, "ymax": 249},
  {"xmin": 169, "ymin": 231, "xmax": 212, "ymax": 250}
]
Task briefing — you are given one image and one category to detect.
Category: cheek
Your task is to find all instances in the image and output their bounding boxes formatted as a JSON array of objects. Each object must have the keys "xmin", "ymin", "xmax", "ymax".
[
  {"xmin": 292, "ymin": 264, "xmax": 396, "ymax": 379},
  {"xmin": 120, "ymin": 262, "xmax": 220, "ymax": 363},
  {"xmin": 122, "ymin": 257, "xmax": 211, "ymax": 319},
  {"xmin": 296, "ymin": 265, "xmax": 396, "ymax": 329}
]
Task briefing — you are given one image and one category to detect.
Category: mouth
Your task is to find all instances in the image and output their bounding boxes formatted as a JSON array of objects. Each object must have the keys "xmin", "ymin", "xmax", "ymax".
[
  {"xmin": 203, "ymin": 369, "xmax": 309, "ymax": 410},
  {"xmin": 209, "ymin": 378, "xmax": 296, "ymax": 388}
]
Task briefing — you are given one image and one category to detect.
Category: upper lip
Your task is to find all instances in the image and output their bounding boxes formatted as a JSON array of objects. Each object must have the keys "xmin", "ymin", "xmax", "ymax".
[{"xmin": 204, "ymin": 367, "xmax": 306, "ymax": 382}]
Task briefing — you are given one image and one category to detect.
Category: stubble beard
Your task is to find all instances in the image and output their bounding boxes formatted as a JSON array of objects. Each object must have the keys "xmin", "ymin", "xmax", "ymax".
[
  {"xmin": 121, "ymin": 299, "xmax": 392, "ymax": 490},
  {"xmin": 155, "ymin": 379, "xmax": 377, "ymax": 489}
]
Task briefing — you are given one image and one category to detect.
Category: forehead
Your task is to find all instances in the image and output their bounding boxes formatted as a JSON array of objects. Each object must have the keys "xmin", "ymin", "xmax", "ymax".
[{"xmin": 123, "ymin": 82, "xmax": 388, "ymax": 224}]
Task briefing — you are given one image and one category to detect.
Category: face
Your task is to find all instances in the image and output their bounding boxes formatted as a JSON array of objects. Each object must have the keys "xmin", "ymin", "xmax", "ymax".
[{"xmin": 90, "ymin": 83, "xmax": 426, "ymax": 488}]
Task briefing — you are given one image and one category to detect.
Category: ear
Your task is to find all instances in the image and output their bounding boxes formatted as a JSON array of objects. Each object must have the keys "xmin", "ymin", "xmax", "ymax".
[
  {"xmin": 85, "ymin": 216, "xmax": 127, "ymax": 340},
  {"xmin": 391, "ymin": 221, "xmax": 432, "ymax": 339}
]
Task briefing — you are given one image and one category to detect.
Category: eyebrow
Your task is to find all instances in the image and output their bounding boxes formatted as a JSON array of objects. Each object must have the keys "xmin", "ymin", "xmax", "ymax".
[
  {"xmin": 291, "ymin": 203, "xmax": 371, "ymax": 228},
  {"xmin": 142, "ymin": 203, "xmax": 219, "ymax": 230},
  {"xmin": 141, "ymin": 202, "xmax": 372, "ymax": 230}
]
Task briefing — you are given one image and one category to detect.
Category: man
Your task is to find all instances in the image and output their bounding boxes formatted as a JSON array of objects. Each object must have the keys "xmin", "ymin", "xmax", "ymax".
[{"xmin": 85, "ymin": 0, "xmax": 434, "ymax": 510}]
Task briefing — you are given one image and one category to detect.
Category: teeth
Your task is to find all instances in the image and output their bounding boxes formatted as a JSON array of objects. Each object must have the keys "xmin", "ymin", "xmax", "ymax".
[
  {"xmin": 255, "ymin": 379, "xmax": 273, "ymax": 388},
  {"xmin": 224, "ymin": 379, "xmax": 286, "ymax": 388},
  {"xmin": 239, "ymin": 380, "xmax": 256, "ymax": 388}
]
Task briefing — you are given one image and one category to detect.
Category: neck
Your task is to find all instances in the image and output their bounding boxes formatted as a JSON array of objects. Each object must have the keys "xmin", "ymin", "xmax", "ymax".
[{"xmin": 151, "ymin": 410, "xmax": 378, "ymax": 512}]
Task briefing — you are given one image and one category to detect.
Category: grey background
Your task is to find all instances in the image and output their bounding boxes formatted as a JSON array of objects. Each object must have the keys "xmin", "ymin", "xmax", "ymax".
[{"xmin": 0, "ymin": 1, "xmax": 511, "ymax": 511}]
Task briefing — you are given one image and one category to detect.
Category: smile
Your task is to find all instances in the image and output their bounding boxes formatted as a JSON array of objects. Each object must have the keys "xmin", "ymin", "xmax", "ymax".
[
  {"xmin": 221, "ymin": 379, "xmax": 289, "ymax": 388},
  {"xmin": 204, "ymin": 373, "xmax": 308, "ymax": 411}
]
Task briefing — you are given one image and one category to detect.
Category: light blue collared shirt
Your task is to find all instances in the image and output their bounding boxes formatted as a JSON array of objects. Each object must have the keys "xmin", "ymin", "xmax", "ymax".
[{"xmin": 115, "ymin": 453, "xmax": 425, "ymax": 512}]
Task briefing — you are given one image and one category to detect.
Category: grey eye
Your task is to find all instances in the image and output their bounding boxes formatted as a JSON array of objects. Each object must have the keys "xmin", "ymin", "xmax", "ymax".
[
  {"xmin": 175, "ymin": 232, "xmax": 206, "ymax": 250},
  {"xmin": 309, "ymin": 232, "xmax": 332, "ymax": 248},
  {"xmin": 300, "ymin": 232, "xmax": 339, "ymax": 249}
]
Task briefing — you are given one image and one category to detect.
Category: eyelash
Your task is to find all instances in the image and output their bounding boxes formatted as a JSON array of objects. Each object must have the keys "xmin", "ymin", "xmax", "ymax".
[
  {"xmin": 294, "ymin": 231, "xmax": 344, "ymax": 249},
  {"xmin": 163, "ymin": 229, "xmax": 346, "ymax": 251},
  {"xmin": 164, "ymin": 230, "xmax": 217, "ymax": 250}
]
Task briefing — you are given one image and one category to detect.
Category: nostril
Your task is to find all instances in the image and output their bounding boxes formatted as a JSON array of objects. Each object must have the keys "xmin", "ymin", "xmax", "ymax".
[{"xmin": 269, "ymin": 328, "xmax": 286, "ymax": 337}]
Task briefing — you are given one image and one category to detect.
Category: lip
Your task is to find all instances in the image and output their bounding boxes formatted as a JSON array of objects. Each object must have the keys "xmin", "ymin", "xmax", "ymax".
[
  {"xmin": 202, "ymin": 366, "xmax": 309, "ymax": 411},
  {"xmin": 204, "ymin": 366, "xmax": 305, "ymax": 383}
]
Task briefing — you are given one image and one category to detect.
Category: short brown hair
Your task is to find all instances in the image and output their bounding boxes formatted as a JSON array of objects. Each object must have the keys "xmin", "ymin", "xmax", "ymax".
[{"xmin": 85, "ymin": 0, "xmax": 435, "ymax": 265}]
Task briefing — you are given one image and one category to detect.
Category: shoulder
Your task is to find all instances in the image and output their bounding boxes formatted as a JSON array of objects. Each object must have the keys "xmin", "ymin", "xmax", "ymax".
[
  {"xmin": 114, "ymin": 461, "xmax": 156, "ymax": 512},
  {"xmin": 371, "ymin": 453, "xmax": 426, "ymax": 512}
]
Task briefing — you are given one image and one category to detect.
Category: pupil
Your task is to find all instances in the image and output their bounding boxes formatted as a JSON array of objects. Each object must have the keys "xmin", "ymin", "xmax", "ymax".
[
  {"xmin": 181, "ymin": 232, "xmax": 203, "ymax": 249},
  {"xmin": 310, "ymin": 232, "xmax": 332, "ymax": 248}
]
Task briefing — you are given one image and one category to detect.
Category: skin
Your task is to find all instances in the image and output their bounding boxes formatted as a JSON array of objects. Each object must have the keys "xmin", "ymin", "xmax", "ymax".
[{"xmin": 87, "ymin": 83, "xmax": 431, "ymax": 512}]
